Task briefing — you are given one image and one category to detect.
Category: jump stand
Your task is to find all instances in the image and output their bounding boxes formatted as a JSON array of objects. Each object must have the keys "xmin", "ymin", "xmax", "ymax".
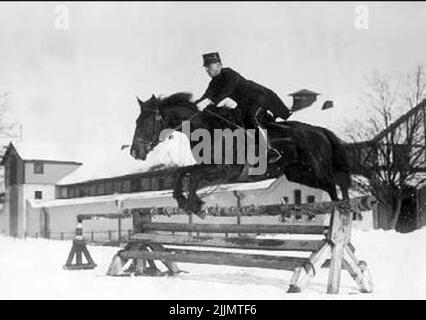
[
  {"xmin": 107, "ymin": 196, "xmax": 375, "ymax": 294},
  {"xmin": 63, "ymin": 219, "xmax": 97, "ymax": 270}
]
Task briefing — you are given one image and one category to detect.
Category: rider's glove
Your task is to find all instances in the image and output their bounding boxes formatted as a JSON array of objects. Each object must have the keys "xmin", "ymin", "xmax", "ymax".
[
  {"xmin": 217, "ymin": 97, "xmax": 238, "ymax": 109},
  {"xmin": 196, "ymin": 98, "xmax": 213, "ymax": 111}
]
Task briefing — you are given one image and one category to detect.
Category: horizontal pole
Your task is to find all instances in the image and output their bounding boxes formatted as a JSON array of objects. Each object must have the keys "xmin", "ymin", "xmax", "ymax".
[
  {"xmin": 120, "ymin": 249, "xmax": 308, "ymax": 271},
  {"xmin": 140, "ymin": 223, "xmax": 327, "ymax": 235},
  {"xmin": 77, "ymin": 213, "xmax": 127, "ymax": 221},
  {"xmin": 130, "ymin": 233, "xmax": 325, "ymax": 252},
  {"xmin": 131, "ymin": 196, "xmax": 376, "ymax": 217}
]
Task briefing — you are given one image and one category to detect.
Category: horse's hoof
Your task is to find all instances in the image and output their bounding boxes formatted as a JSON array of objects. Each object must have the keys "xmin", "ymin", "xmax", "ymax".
[
  {"xmin": 186, "ymin": 198, "xmax": 205, "ymax": 215},
  {"xmin": 195, "ymin": 207, "xmax": 208, "ymax": 219}
]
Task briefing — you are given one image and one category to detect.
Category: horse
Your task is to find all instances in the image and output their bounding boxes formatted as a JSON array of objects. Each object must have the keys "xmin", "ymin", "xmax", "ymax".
[{"xmin": 130, "ymin": 92, "xmax": 352, "ymax": 215}]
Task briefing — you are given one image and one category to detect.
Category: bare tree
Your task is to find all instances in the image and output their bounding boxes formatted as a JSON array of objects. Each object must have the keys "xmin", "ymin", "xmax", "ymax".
[
  {"xmin": 344, "ymin": 66, "xmax": 426, "ymax": 230},
  {"xmin": 0, "ymin": 92, "xmax": 21, "ymax": 192}
]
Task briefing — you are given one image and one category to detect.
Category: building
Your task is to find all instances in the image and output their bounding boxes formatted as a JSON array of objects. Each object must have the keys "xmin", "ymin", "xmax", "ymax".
[
  {"xmin": 0, "ymin": 142, "xmax": 82, "ymax": 236},
  {"xmin": 289, "ymin": 89, "xmax": 321, "ymax": 112}
]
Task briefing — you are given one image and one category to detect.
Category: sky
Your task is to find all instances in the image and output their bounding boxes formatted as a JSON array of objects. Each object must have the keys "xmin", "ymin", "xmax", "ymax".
[{"xmin": 1, "ymin": 2, "xmax": 426, "ymax": 172}]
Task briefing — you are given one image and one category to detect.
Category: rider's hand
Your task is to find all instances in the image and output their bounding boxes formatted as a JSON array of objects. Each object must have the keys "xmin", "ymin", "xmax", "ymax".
[
  {"xmin": 217, "ymin": 97, "xmax": 238, "ymax": 109},
  {"xmin": 196, "ymin": 98, "xmax": 213, "ymax": 111}
]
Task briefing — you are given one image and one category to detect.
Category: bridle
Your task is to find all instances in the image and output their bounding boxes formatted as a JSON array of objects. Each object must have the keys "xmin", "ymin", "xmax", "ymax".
[{"xmin": 134, "ymin": 107, "xmax": 164, "ymax": 153}]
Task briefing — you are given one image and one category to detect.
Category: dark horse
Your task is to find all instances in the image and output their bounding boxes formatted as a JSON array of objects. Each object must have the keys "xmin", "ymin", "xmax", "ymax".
[{"xmin": 130, "ymin": 93, "xmax": 351, "ymax": 214}]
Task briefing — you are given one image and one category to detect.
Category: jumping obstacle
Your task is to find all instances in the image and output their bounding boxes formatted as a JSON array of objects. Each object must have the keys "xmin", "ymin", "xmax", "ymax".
[
  {"xmin": 63, "ymin": 216, "xmax": 97, "ymax": 270},
  {"xmin": 106, "ymin": 196, "xmax": 376, "ymax": 294}
]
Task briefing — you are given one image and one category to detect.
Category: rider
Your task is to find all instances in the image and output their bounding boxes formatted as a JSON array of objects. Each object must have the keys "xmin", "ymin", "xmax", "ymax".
[{"xmin": 196, "ymin": 52, "xmax": 292, "ymax": 164}]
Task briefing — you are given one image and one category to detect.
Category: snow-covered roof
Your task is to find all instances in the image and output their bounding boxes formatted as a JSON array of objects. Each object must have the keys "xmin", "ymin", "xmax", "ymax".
[
  {"xmin": 8, "ymin": 141, "xmax": 83, "ymax": 163},
  {"xmin": 289, "ymin": 89, "xmax": 320, "ymax": 96},
  {"xmin": 57, "ymin": 132, "xmax": 196, "ymax": 185}
]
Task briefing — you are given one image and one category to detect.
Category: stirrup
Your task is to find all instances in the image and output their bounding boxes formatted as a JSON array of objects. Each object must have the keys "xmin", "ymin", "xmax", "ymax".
[{"xmin": 267, "ymin": 148, "xmax": 282, "ymax": 164}]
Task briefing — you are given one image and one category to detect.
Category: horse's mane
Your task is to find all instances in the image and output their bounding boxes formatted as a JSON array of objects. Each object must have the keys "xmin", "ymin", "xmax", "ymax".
[
  {"xmin": 157, "ymin": 92, "xmax": 198, "ymax": 111},
  {"xmin": 156, "ymin": 92, "xmax": 244, "ymax": 128}
]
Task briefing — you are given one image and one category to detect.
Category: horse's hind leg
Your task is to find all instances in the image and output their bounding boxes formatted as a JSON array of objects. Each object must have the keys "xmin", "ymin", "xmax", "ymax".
[
  {"xmin": 334, "ymin": 171, "xmax": 351, "ymax": 200},
  {"xmin": 326, "ymin": 184, "xmax": 339, "ymax": 201}
]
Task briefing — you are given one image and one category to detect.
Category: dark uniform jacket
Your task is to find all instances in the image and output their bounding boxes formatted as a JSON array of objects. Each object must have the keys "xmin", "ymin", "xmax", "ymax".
[{"xmin": 199, "ymin": 67, "xmax": 291, "ymax": 126}]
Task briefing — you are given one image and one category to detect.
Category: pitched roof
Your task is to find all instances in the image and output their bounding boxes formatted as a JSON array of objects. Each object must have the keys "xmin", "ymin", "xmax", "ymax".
[
  {"xmin": 1, "ymin": 141, "xmax": 83, "ymax": 166},
  {"xmin": 289, "ymin": 89, "xmax": 321, "ymax": 96},
  {"xmin": 57, "ymin": 132, "xmax": 196, "ymax": 185}
]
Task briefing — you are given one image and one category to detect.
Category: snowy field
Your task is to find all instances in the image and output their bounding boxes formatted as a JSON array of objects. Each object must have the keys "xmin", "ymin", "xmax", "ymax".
[{"xmin": 1, "ymin": 228, "xmax": 425, "ymax": 300}]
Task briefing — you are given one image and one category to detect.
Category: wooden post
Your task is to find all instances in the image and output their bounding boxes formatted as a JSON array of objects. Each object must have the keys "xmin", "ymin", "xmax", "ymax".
[
  {"xmin": 233, "ymin": 191, "xmax": 245, "ymax": 237},
  {"xmin": 91, "ymin": 231, "xmax": 94, "ymax": 242},
  {"xmin": 118, "ymin": 217, "xmax": 122, "ymax": 242},
  {"xmin": 288, "ymin": 242, "xmax": 330, "ymax": 293},
  {"xmin": 327, "ymin": 203, "xmax": 353, "ymax": 294},
  {"xmin": 188, "ymin": 213, "xmax": 193, "ymax": 236},
  {"xmin": 108, "ymin": 230, "xmax": 112, "ymax": 241}
]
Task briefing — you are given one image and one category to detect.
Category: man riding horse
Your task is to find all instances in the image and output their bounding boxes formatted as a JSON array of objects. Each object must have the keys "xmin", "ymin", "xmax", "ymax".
[{"xmin": 196, "ymin": 52, "xmax": 292, "ymax": 164}]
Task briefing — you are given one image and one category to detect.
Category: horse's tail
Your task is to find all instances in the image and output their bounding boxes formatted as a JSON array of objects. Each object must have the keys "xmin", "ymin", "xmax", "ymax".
[{"xmin": 319, "ymin": 127, "xmax": 351, "ymax": 173}]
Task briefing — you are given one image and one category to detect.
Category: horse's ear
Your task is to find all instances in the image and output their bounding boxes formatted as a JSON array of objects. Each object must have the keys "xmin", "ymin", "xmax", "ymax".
[
  {"xmin": 136, "ymin": 96, "xmax": 145, "ymax": 111},
  {"xmin": 150, "ymin": 94, "xmax": 156, "ymax": 101}
]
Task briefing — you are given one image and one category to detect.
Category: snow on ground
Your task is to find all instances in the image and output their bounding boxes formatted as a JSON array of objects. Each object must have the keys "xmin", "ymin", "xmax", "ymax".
[{"xmin": 0, "ymin": 227, "xmax": 425, "ymax": 300}]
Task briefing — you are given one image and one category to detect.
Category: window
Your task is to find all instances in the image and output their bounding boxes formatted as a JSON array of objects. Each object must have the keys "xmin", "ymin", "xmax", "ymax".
[
  {"xmin": 106, "ymin": 182, "xmax": 114, "ymax": 194},
  {"xmin": 79, "ymin": 186, "xmax": 88, "ymax": 197},
  {"xmin": 60, "ymin": 187, "xmax": 68, "ymax": 199},
  {"xmin": 68, "ymin": 188, "xmax": 75, "ymax": 198},
  {"xmin": 114, "ymin": 181, "xmax": 122, "ymax": 193},
  {"xmin": 158, "ymin": 178, "xmax": 164, "ymax": 190},
  {"xmin": 281, "ymin": 196, "xmax": 289, "ymax": 204},
  {"xmin": 97, "ymin": 183, "xmax": 105, "ymax": 195},
  {"xmin": 35, "ymin": 191, "xmax": 43, "ymax": 200},
  {"xmin": 294, "ymin": 189, "xmax": 302, "ymax": 205},
  {"xmin": 164, "ymin": 176, "xmax": 174, "ymax": 189},
  {"xmin": 130, "ymin": 179, "xmax": 140, "ymax": 192},
  {"xmin": 34, "ymin": 162, "xmax": 44, "ymax": 174},
  {"xmin": 151, "ymin": 178, "xmax": 159, "ymax": 191},
  {"xmin": 307, "ymin": 195, "xmax": 316, "ymax": 203},
  {"xmin": 89, "ymin": 185, "xmax": 97, "ymax": 196},
  {"xmin": 122, "ymin": 181, "xmax": 131, "ymax": 193},
  {"xmin": 141, "ymin": 178, "xmax": 151, "ymax": 191}
]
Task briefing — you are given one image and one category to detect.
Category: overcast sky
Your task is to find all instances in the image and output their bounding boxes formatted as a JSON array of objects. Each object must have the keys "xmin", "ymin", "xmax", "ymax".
[{"xmin": 1, "ymin": 2, "xmax": 426, "ymax": 166}]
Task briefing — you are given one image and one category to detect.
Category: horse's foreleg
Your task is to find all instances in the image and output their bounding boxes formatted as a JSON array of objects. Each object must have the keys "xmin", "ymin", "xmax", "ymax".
[
  {"xmin": 185, "ymin": 165, "xmax": 233, "ymax": 216},
  {"xmin": 186, "ymin": 172, "xmax": 206, "ymax": 215},
  {"xmin": 172, "ymin": 169, "xmax": 189, "ymax": 210}
]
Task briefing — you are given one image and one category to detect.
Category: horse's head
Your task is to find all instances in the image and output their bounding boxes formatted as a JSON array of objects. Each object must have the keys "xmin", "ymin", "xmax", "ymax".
[{"xmin": 130, "ymin": 94, "xmax": 165, "ymax": 161}]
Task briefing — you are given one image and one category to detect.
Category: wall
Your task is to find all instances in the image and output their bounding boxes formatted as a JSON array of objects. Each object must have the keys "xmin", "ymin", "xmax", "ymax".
[
  {"xmin": 0, "ymin": 207, "xmax": 5, "ymax": 235},
  {"xmin": 26, "ymin": 196, "xmax": 130, "ymax": 239},
  {"xmin": 3, "ymin": 185, "xmax": 25, "ymax": 237},
  {"xmin": 24, "ymin": 162, "xmax": 80, "ymax": 185},
  {"xmin": 417, "ymin": 186, "xmax": 426, "ymax": 228}
]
